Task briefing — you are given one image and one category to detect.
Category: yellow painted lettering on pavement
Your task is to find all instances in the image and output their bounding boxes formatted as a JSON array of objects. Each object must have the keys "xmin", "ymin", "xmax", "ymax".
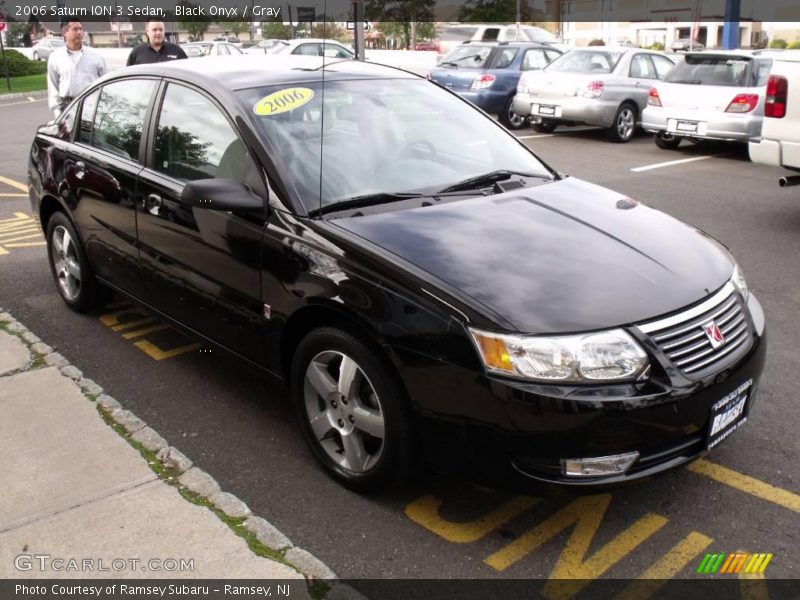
[
  {"xmin": 485, "ymin": 494, "xmax": 668, "ymax": 600},
  {"xmin": 122, "ymin": 324, "xmax": 170, "ymax": 339},
  {"xmin": 687, "ymin": 459, "xmax": 800, "ymax": 514},
  {"xmin": 405, "ymin": 494, "xmax": 538, "ymax": 544},
  {"xmin": 615, "ymin": 531, "xmax": 713, "ymax": 600},
  {"xmin": 0, "ymin": 212, "xmax": 43, "ymax": 255},
  {"xmin": 134, "ymin": 340, "xmax": 202, "ymax": 361}
]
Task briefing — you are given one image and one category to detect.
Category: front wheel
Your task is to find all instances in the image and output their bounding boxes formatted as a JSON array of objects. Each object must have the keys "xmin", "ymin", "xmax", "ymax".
[
  {"xmin": 33, "ymin": 52, "xmax": 40, "ymax": 61},
  {"xmin": 654, "ymin": 132, "xmax": 682, "ymax": 150},
  {"xmin": 500, "ymin": 96, "xmax": 528, "ymax": 130},
  {"xmin": 46, "ymin": 212, "xmax": 112, "ymax": 312},
  {"xmin": 606, "ymin": 103, "xmax": 637, "ymax": 143},
  {"xmin": 291, "ymin": 327, "xmax": 414, "ymax": 492}
]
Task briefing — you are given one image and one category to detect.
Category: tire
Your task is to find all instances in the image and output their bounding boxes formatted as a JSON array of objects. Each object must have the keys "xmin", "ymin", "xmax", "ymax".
[
  {"xmin": 606, "ymin": 102, "xmax": 637, "ymax": 143},
  {"xmin": 500, "ymin": 95, "xmax": 528, "ymax": 130},
  {"xmin": 532, "ymin": 119, "xmax": 558, "ymax": 133},
  {"xmin": 291, "ymin": 326, "xmax": 414, "ymax": 492},
  {"xmin": 654, "ymin": 132, "xmax": 682, "ymax": 150},
  {"xmin": 46, "ymin": 212, "xmax": 112, "ymax": 312},
  {"xmin": 33, "ymin": 52, "xmax": 39, "ymax": 61}
]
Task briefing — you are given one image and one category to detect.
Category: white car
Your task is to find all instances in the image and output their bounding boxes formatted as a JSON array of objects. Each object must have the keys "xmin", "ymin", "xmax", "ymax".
[
  {"xmin": 32, "ymin": 37, "xmax": 65, "ymax": 61},
  {"xmin": 748, "ymin": 50, "xmax": 800, "ymax": 186},
  {"xmin": 266, "ymin": 39, "xmax": 354, "ymax": 59},
  {"xmin": 181, "ymin": 41, "xmax": 245, "ymax": 57},
  {"xmin": 244, "ymin": 39, "xmax": 287, "ymax": 54},
  {"xmin": 435, "ymin": 24, "xmax": 565, "ymax": 61}
]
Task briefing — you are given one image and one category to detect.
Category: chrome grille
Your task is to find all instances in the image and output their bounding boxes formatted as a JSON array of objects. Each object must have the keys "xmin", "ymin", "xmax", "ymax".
[{"xmin": 637, "ymin": 282, "xmax": 752, "ymax": 377}]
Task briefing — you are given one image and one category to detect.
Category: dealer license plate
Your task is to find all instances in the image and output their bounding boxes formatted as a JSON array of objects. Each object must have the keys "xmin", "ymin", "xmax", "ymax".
[
  {"xmin": 676, "ymin": 120, "xmax": 699, "ymax": 133},
  {"xmin": 707, "ymin": 379, "xmax": 752, "ymax": 450},
  {"xmin": 538, "ymin": 104, "xmax": 556, "ymax": 116}
]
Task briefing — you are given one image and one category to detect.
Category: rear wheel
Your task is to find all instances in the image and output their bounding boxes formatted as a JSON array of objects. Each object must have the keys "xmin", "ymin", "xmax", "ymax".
[
  {"xmin": 606, "ymin": 103, "xmax": 637, "ymax": 143},
  {"xmin": 46, "ymin": 212, "xmax": 112, "ymax": 312},
  {"xmin": 532, "ymin": 119, "xmax": 558, "ymax": 133},
  {"xmin": 33, "ymin": 51, "xmax": 40, "ymax": 61},
  {"xmin": 654, "ymin": 132, "xmax": 682, "ymax": 150},
  {"xmin": 500, "ymin": 95, "xmax": 528, "ymax": 130},
  {"xmin": 291, "ymin": 326, "xmax": 414, "ymax": 492}
]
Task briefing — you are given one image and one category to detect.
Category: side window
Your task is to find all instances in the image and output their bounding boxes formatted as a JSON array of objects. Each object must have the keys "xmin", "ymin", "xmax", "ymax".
[
  {"xmin": 295, "ymin": 43, "xmax": 320, "ymax": 56},
  {"xmin": 154, "ymin": 83, "xmax": 247, "ymax": 183},
  {"xmin": 229, "ymin": 44, "xmax": 244, "ymax": 55},
  {"xmin": 91, "ymin": 79, "xmax": 155, "ymax": 160},
  {"xmin": 545, "ymin": 50, "xmax": 561, "ymax": 63},
  {"xmin": 652, "ymin": 55, "xmax": 675, "ymax": 79},
  {"xmin": 493, "ymin": 48, "xmax": 518, "ymax": 69},
  {"xmin": 77, "ymin": 88, "xmax": 100, "ymax": 145},
  {"xmin": 630, "ymin": 54, "xmax": 656, "ymax": 79},
  {"xmin": 522, "ymin": 49, "xmax": 549, "ymax": 71},
  {"xmin": 218, "ymin": 44, "xmax": 230, "ymax": 56},
  {"xmin": 58, "ymin": 103, "xmax": 79, "ymax": 141},
  {"xmin": 482, "ymin": 28, "xmax": 500, "ymax": 41}
]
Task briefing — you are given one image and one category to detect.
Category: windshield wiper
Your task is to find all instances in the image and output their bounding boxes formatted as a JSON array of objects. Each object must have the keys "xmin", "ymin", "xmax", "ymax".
[
  {"xmin": 670, "ymin": 79, "xmax": 703, "ymax": 84},
  {"xmin": 439, "ymin": 61, "xmax": 459, "ymax": 68},
  {"xmin": 438, "ymin": 170, "xmax": 547, "ymax": 193},
  {"xmin": 308, "ymin": 192, "xmax": 424, "ymax": 217}
]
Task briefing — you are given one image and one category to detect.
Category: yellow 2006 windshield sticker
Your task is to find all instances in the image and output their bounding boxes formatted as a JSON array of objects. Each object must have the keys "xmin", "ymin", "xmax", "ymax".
[{"xmin": 254, "ymin": 88, "xmax": 315, "ymax": 116}]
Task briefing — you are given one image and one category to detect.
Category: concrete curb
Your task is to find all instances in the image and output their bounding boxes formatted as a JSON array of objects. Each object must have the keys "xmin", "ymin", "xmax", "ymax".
[
  {"xmin": 0, "ymin": 89, "xmax": 48, "ymax": 102},
  {"xmin": 0, "ymin": 307, "xmax": 343, "ymax": 593}
]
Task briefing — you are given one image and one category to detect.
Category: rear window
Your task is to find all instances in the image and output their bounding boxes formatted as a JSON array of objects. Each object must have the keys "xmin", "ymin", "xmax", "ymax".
[
  {"xmin": 439, "ymin": 44, "xmax": 494, "ymax": 68},
  {"xmin": 442, "ymin": 26, "xmax": 478, "ymax": 42},
  {"xmin": 664, "ymin": 55, "xmax": 767, "ymax": 87},
  {"xmin": 547, "ymin": 50, "xmax": 623, "ymax": 74}
]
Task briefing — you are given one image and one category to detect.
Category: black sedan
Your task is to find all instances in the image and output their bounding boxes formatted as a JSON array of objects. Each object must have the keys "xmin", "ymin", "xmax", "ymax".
[{"xmin": 28, "ymin": 55, "xmax": 766, "ymax": 492}]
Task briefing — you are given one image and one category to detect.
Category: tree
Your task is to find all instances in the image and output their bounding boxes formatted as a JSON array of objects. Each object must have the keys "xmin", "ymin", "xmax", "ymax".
[
  {"xmin": 262, "ymin": 22, "xmax": 291, "ymax": 40},
  {"xmin": 366, "ymin": 0, "xmax": 436, "ymax": 48},
  {"xmin": 226, "ymin": 22, "xmax": 250, "ymax": 37},
  {"xmin": 457, "ymin": 0, "xmax": 534, "ymax": 22},
  {"xmin": 177, "ymin": 2, "xmax": 210, "ymax": 40},
  {"xmin": 311, "ymin": 20, "xmax": 345, "ymax": 40}
]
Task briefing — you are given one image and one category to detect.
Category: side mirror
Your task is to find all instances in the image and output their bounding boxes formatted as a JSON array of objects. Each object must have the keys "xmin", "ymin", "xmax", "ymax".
[{"xmin": 181, "ymin": 178, "xmax": 264, "ymax": 212}]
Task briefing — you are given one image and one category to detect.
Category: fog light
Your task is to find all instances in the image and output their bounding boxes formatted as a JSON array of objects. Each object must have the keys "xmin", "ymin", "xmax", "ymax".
[{"xmin": 563, "ymin": 452, "xmax": 639, "ymax": 478}]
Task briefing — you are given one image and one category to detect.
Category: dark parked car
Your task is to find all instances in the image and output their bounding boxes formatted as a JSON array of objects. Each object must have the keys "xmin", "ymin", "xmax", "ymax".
[
  {"xmin": 29, "ymin": 55, "xmax": 765, "ymax": 492},
  {"xmin": 428, "ymin": 41, "xmax": 563, "ymax": 129}
]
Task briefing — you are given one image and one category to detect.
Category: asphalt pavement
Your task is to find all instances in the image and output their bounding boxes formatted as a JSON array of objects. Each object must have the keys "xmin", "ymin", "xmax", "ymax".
[{"xmin": 0, "ymin": 96, "xmax": 798, "ymax": 594}]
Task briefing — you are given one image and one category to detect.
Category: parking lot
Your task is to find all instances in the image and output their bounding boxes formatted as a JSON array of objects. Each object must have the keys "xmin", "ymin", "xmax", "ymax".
[{"xmin": 1, "ymin": 95, "xmax": 798, "ymax": 591}]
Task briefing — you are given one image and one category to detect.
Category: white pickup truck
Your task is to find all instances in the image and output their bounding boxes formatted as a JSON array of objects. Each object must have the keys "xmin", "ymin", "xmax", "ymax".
[{"xmin": 749, "ymin": 50, "xmax": 800, "ymax": 187}]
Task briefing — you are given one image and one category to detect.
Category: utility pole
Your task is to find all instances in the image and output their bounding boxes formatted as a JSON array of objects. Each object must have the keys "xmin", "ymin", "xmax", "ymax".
[{"xmin": 353, "ymin": 0, "xmax": 365, "ymax": 61}]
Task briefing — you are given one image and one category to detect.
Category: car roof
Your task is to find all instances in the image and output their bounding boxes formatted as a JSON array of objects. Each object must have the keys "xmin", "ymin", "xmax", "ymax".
[
  {"xmin": 285, "ymin": 38, "xmax": 347, "ymax": 45},
  {"xmin": 460, "ymin": 41, "xmax": 562, "ymax": 49},
  {"xmin": 114, "ymin": 55, "xmax": 417, "ymax": 91}
]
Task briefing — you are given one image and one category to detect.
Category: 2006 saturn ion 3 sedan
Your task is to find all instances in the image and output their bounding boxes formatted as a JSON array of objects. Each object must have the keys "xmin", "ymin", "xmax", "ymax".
[{"xmin": 29, "ymin": 55, "xmax": 765, "ymax": 492}]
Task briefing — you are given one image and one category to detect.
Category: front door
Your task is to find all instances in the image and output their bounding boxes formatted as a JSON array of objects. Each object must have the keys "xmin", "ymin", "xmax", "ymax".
[{"xmin": 135, "ymin": 82, "xmax": 267, "ymax": 362}]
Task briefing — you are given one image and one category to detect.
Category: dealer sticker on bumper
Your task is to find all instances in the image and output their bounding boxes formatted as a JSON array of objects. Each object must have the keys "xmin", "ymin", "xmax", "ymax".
[{"xmin": 707, "ymin": 379, "xmax": 753, "ymax": 450}]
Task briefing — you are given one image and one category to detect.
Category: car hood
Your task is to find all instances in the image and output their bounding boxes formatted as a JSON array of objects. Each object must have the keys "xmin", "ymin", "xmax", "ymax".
[{"xmin": 331, "ymin": 177, "xmax": 733, "ymax": 333}]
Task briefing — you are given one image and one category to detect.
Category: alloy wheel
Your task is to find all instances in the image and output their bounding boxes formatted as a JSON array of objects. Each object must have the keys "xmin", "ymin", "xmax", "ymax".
[
  {"xmin": 50, "ymin": 225, "xmax": 82, "ymax": 301},
  {"xmin": 303, "ymin": 350, "xmax": 386, "ymax": 473},
  {"xmin": 617, "ymin": 106, "xmax": 635, "ymax": 141}
]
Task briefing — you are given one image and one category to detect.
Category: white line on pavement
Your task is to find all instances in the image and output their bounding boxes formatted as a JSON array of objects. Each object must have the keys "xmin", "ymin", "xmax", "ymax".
[
  {"xmin": 631, "ymin": 154, "xmax": 726, "ymax": 173},
  {"xmin": 0, "ymin": 98, "xmax": 45, "ymax": 108},
  {"xmin": 517, "ymin": 134, "xmax": 555, "ymax": 140}
]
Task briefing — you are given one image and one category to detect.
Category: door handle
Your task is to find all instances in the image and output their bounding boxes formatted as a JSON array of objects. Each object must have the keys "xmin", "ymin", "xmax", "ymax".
[
  {"xmin": 145, "ymin": 193, "xmax": 162, "ymax": 216},
  {"xmin": 74, "ymin": 161, "xmax": 86, "ymax": 180}
]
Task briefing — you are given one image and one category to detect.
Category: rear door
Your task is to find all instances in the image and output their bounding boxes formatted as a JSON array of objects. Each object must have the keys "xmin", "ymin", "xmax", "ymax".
[
  {"xmin": 135, "ymin": 81, "xmax": 267, "ymax": 362},
  {"xmin": 65, "ymin": 78, "xmax": 158, "ymax": 298}
]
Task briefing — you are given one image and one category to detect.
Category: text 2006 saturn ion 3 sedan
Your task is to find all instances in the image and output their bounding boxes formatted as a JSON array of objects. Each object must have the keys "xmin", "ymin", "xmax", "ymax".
[{"xmin": 28, "ymin": 55, "xmax": 765, "ymax": 492}]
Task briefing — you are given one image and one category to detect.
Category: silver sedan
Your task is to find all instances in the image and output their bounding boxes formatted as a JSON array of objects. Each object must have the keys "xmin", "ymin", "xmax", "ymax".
[
  {"xmin": 513, "ymin": 47, "xmax": 676, "ymax": 142},
  {"xmin": 32, "ymin": 37, "xmax": 65, "ymax": 61}
]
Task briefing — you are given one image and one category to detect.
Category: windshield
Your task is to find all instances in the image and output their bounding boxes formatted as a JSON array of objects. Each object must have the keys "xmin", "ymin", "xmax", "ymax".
[
  {"xmin": 439, "ymin": 44, "xmax": 494, "ymax": 67},
  {"xmin": 238, "ymin": 78, "xmax": 552, "ymax": 213},
  {"xmin": 664, "ymin": 55, "xmax": 761, "ymax": 87},
  {"xmin": 547, "ymin": 50, "xmax": 624, "ymax": 74}
]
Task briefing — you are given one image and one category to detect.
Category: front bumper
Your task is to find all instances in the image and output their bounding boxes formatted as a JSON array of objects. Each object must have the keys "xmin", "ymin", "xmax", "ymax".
[
  {"xmin": 642, "ymin": 106, "xmax": 762, "ymax": 142},
  {"xmin": 395, "ymin": 293, "xmax": 766, "ymax": 492},
  {"xmin": 513, "ymin": 93, "xmax": 618, "ymax": 127}
]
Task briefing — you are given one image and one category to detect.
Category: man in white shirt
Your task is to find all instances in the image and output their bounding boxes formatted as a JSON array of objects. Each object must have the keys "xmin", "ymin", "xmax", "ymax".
[{"xmin": 47, "ymin": 19, "xmax": 109, "ymax": 118}]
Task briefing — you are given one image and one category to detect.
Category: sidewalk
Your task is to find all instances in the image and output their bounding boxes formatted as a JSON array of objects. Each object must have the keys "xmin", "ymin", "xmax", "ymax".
[{"xmin": 0, "ymin": 308, "xmax": 351, "ymax": 595}]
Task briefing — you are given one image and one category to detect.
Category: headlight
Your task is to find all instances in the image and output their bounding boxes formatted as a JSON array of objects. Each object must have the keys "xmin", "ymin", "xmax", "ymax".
[
  {"xmin": 731, "ymin": 263, "xmax": 748, "ymax": 302},
  {"xmin": 468, "ymin": 328, "xmax": 648, "ymax": 383}
]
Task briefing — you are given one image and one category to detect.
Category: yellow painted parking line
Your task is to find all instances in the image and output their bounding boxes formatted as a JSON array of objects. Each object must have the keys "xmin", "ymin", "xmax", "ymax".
[
  {"xmin": 405, "ymin": 494, "xmax": 538, "ymax": 543},
  {"xmin": 4, "ymin": 242, "xmax": 45, "ymax": 248},
  {"xmin": 0, "ymin": 193, "xmax": 27, "ymax": 198},
  {"xmin": 110, "ymin": 316, "xmax": 157, "ymax": 332},
  {"xmin": 0, "ymin": 175, "xmax": 27, "ymax": 192},
  {"xmin": 122, "ymin": 324, "xmax": 170, "ymax": 340},
  {"xmin": 133, "ymin": 340, "xmax": 202, "ymax": 360},
  {"xmin": 688, "ymin": 459, "xmax": 800, "ymax": 514},
  {"xmin": 630, "ymin": 154, "xmax": 725, "ymax": 173},
  {"xmin": 614, "ymin": 531, "xmax": 713, "ymax": 600}
]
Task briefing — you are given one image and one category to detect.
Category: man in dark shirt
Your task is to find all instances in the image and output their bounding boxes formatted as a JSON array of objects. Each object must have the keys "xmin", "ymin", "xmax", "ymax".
[{"xmin": 126, "ymin": 20, "xmax": 188, "ymax": 66}]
